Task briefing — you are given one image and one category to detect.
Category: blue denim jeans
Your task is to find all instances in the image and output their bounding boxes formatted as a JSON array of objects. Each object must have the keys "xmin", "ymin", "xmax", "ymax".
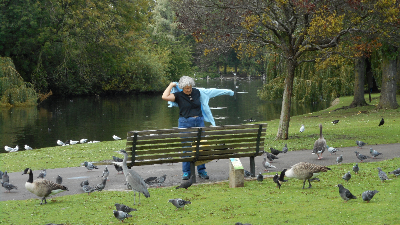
[{"xmin": 179, "ymin": 116, "xmax": 206, "ymax": 174}]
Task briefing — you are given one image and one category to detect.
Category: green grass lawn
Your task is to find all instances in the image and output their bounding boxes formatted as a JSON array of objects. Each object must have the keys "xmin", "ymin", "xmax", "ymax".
[{"xmin": 1, "ymin": 157, "xmax": 399, "ymax": 224}]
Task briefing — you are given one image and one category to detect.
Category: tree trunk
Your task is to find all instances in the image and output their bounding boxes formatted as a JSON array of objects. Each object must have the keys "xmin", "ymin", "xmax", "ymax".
[
  {"xmin": 377, "ymin": 45, "xmax": 399, "ymax": 109},
  {"xmin": 276, "ymin": 59, "xmax": 296, "ymax": 140},
  {"xmin": 349, "ymin": 56, "xmax": 368, "ymax": 107},
  {"xmin": 366, "ymin": 57, "xmax": 379, "ymax": 93}
]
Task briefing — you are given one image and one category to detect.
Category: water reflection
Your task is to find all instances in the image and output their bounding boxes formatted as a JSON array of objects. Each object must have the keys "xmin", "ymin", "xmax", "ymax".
[{"xmin": 0, "ymin": 78, "xmax": 330, "ymax": 152}]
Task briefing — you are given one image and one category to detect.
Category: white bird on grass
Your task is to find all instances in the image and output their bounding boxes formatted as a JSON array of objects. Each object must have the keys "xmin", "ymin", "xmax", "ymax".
[
  {"xmin": 69, "ymin": 140, "xmax": 79, "ymax": 145},
  {"xmin": 57, "ymin": 140, "xmax": 65, "ymax": 146},
  {"xmin": 113, "ymin": 135, "xmax": 121, "ymax": 140},
  {"xmin": 24, "ymin": 145, "xmax": 33, "ymax": 150},
  {"xmin": 80, "ymin": 139, "xmax": 88, "ymax": 144},
  {"xmin": 300, "ymin": 124, "xmax": 305, "ymax": 133}
]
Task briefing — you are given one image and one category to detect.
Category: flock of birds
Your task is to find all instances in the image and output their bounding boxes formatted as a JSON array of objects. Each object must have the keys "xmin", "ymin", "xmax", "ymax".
[{"xmin": 3, "ymin": 135, "xmax": 123, "ymax": 153}]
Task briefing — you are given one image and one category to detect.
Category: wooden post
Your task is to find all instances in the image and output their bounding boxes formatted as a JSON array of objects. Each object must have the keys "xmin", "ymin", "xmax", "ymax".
[
  {"xmin": 229, "ymin": 158, "xmax": 244, "ymax": 188},
  {"xmin": 250, "ymin": 156, "xmax": 255, "ymax": 177},
  {"xmin": 130, "ymin": 133, "xmax": 138, "ymax": 168},
  {"xmin": 190, "ymin": 162, "xmax": 196, "ymax": 183}
]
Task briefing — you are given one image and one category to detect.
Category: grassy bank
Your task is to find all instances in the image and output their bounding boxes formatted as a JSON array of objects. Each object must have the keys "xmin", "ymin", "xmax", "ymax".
[
  {"xmin": 1, "ymin": 157, "xmax": 399, "ymax": 224},
  {"xmin": 1, "ymin": 93, "xmax": 399, "ymax": 173}
]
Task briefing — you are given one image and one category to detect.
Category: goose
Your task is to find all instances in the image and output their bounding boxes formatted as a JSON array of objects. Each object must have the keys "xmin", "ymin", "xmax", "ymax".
[
  {"xmin": 312, "ymin": 124, "xmax": 326, "ymax": 159},
  {"xmin": 118, "ymin": 150, "xmax": 150, "ymax": 204},
  {"xmin": 22, "ymin": 168, "xmax": 68, "ymax": 204},
  {"xmin": 280, "ymin": 162, "xmax": 331, "ymax": 189}
]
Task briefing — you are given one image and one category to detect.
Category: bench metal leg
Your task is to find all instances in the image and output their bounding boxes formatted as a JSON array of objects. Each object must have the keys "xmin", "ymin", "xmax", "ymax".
[
  {"xmin": 190, "ymin": 162, "xmax": 196, "ymax": 183},
  {"xmin": 250, "ymin": 156, "xmax": 256, "ymax": 177}
]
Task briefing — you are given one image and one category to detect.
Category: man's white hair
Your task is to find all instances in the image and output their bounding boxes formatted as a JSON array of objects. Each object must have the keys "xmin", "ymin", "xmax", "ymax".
[{"xmin": 178, "ymin": 76, "xmax": 195, "ymax": 89}]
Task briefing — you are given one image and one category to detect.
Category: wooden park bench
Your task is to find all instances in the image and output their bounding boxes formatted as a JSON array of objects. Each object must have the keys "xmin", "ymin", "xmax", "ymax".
[{"xmin": 125, "ymin": 123, "xmax": 267, "ymax": 183}]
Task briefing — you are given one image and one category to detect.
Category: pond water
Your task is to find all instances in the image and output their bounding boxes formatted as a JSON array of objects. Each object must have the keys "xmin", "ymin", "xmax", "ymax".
[{"xmin": 0, "ymin": 78, "xmax": 330, "ymax": 152}]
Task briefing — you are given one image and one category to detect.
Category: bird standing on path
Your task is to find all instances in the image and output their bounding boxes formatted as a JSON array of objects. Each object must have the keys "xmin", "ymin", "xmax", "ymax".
[
  {"xmin": 102, "ymin": 166, "xmax": 109, "ymax": 181},
  {"xmin": 262, "ymin": 158, "xmax": 277, "ymax": 171},
  {"xmin": 377, "ymin": 167, "xmax": 389, "ymax": 182},
  {"xmin": 312, "ymin": 124, "xmax": 326, "ymax": 160},
  {"xmin": 355, "ymin": 151, "xmax": 371, "ymax": 162},
  {"xmin": 327, "ymin": 145, "xmax": 338, "ymax": 155},
  {"xmin": 37, "ymin": 169, "xmax": 46, "ymax": 179},
  {"xmin": 94, "ymin": 177, "xmax": 107, "ymax": 191},
  {"xmin": 378, "ymin": 118, "xmax": 384, "ymax": 126},
  {"xmin": 169, "ymin": 198, "xmax": 191, "ymax": 210},
  {"xmin": 144, "ymin": 175, "xmax": 167, "ymax": 187},
  {"xmin": 370, "ymin": 148, "xmax": 382, "ymax": 158},
  {"xmin": 337, "ymin": 184, "xmax": 357, "ymax": 202},
  {"xmin": 353, "ymin": 164, "xmax": 359, "ymax": 174},
  {"xmin": 270, "ymin": 147, "xmax": 283, "ymax": 156},
  {"xmin": 336, "ymin": 155, "xmax": 343, "ymax": 164},
  {"xmin": 282, "ymin": 144, "xmax": 288, "ymax": 153},
  {"xmin": 300, "ymin": 124, "xmax": 305, "ymax": 133},
  {"xmin": 1, "ymin": 181, "xmax": 18, "ymax": 192},
  {"xmin": 84, "ymin": 161, "xmax": 98, "ymax": 171},
  {"xmin": 2, "ymin": 171, "xmax": 9, "ymax": 183},
  {"xmin": 56, "ymin": 175, "xmax": 62, "ymax": 185},
  {"xmin": 176, "ymin": 175, "xmax": 193, "ymax": 190},
  {"xmin": 82, "ymin": 183, "xmax": 95, "ymax": 195},
  {"xmin": 118, "ymin": 150, "xmax": 150, "ymax": 204},
  {"xmin": 280, "ymin": 162, "xmax": 331, "ymax": 189},
  {"xmin": 342, "ymin": 172, "xmax": 351, "ymax": 182},
  {"xmin": 265, "ymin": 152, "xmax": 278, "ymax": 162},
  {"xmin": 356, "ymin": 140, "xmax": 367, "ymax": 148},
  {"xmin": 362, "ymin": 190, "xmax": 379, "ymax": 203}
]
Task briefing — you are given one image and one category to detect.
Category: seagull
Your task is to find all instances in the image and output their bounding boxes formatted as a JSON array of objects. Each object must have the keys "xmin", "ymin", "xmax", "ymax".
[
  {"xmin": 353, "ymin": 164, "xmax": 359, "ymax": 174},
  {"xmin": 370, "ymin": 148, "xmax": 382, "ymax": 158},
  {"xmin": 113, "ymin": 210, "xmax": 132, "ymax": 222},
  {"xmin": 56, "ymin": 175, "xmax": 63, "ymax": 185},
  {"xmin": 57, "ymin": 140, "xmax": 65, "ymax": 146},
  {"xmin": 4, "ymin": 146, "xmax": 13, "ymax": 152},
  {"xmin": 388, "ymin": 168, "xmax": 400, "ymax": 177},
  {"xmin": 282, "ymin": 144, "xmax": 288, "ymax": 153},
  {"xmin": 327, "ymin": 145, "xmax": 338, "ymax": 155},
  {"xmin": 312, "ymin": 124, "xmax": 326, "ymax": 160},
  {"xmin": 362, "ymin": 190, "xmax": 379, "ymax": 203},
  {"xmin": 337, "ymin": 184, "xmax": 357, "ymax": 202},
  {"xmin": 378, "ymin": 118, "xmax": 384, "ymax": 126},
  {"xmin": 332, "ymin": 120, "xmax": 339, "ymax": 124},
  {"xmin": 1, "ymin": 181, "xmax": 18, "ymax": 192},
  {"xmin": 336, "ymin": 155, "xmax": 343, "ymax": 164},
  {"xmin": 37, "ymin": 169, "xmax": 46, "ymax": 179},
  {"xmin": 69, "ymin": 140, "xmax": 79, "ymax": 145},
  {"xmin": 79, "ymin": 139, "xmax": 88, "ymax": 144},
  {"xmin": 377, "ymin": 167, "xmax": 390, "ymax": 182},
  {"xmin": 342, "ymin": 172, "xmax": 351, "ymax": 182},
  {"xmin": 355, "ymin": 151, "xmax": 371, "ymax": 162},
  {"xmin": 176, "ymin": 175, "xmax": 193, "ymax": 190},
  {"xmin": 83, "ymin": 161, "xmax": 98, "ymax": 171},
  {"xmin": 169, "ymin": 198, "xmax": 192, "ymax": 210},
  {"xmin": 299, "ymin": 124, "xmax": 305, "ymax": 133},
  {"xmin": 24, "ymin": 145, "xmax": 33, "ymax": 150},
  {"xmin": 356, "ymin": 140, "xmax": 367, "ymax": 148},
  {"xmin": 113, "ymin": 135, "xmax": 121, "ymax": 140},
  {"xmin": 102, "ymin": 166, "xmax": 109, "ymax": 181},
  {"xmin": 115, "ymin": 203, "xmax": 137, "ymax": 213},
  {"xmin": 257, "ymin": 172, "xmax": 263, "ymax": 183},
  {"xmin": 262, "ymin": 157, "xmax": 276, "ymax": 171}
]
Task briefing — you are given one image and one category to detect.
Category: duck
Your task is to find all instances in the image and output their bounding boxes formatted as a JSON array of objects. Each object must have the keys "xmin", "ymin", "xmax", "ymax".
[
  {"xmin": 280, "ymin": 162, "xmax": 331, "ymax": 189},
  {"xmin": 22, "ymin": 168, "xmax": 68, "ymax": 204},
  {"xmin": 312, "ymin": 124, "xmax": 326, "ymax": 159}
]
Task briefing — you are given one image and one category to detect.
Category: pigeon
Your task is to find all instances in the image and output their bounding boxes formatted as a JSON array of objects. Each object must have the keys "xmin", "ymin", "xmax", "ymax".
[
  {"xmin": 312, "ymin": 124, "xmax": 326, "ymax": 159},
  {"xmin": 336, "ymin": 155, "xmax": 343, "ymax": 164},
  {"xmin": 114, "ymin": 163, "xmax": 123, "ymax": 174},
  {"xmin": 337, "ymin": 184, "xmax": 357, "ymax": 202},
  {"xmin": 342, "ymin": 172, "xmax": 351, "ymax": 182},
  {"xmin": 270, "ymin": 147, "xmax": 282, "ymax": 156},
  {"xmin": 244, "ymin": 170, "xmax": 253, "ymax": 177},
  {"xmin": 282, "ymin": 144, "xmax": 288, "ymax": 153},
  {"xmin": 356, "ymin": 140, "xmax": 367, "ymax": 148},
  {"xmin": 115, "ymin": 203, "xmax": 137, "ymax": 213},
  {"xmin": 2, "ymin": 171, "xmax": 9, "ymax": 183},
  {"xmin": 265, "ymin": 152, "xmax": 278, "ymax": 162},
  {"xmin": 262, "ymin": 157, "xmax": 276, "ymax": 171},
  {"xmin": 80, "ymin": 180, "xmax": 89, "ymax": 187},
  {"xmin": 1, "ymin": 181, "xmax": 18, "ymax": 192},
  {"xmin": 145, "ymin": 175, "xmax": 167, "ymax": 187},
  {"xmin": 257, "ymin": 172, "xmax": 263, "ymax": 182},
  {"xmin": 113, "ymin": 210, "xmax": 132, "ymax": 222},
  {"xmin": 332, "ymin": 120, "xmax": 339, "ymax": 124},
  {"xmin": 388, "ymin": 168, "xmax": 400, "ymax": 177},
  {"xmin": 113, "ymin": 155, "xmax": 123, "ymax": 162},
  {"xmin": 355, "ymin": 151, "xmax": 371, "ymax": 162},
  {"xmin": 94, "ymin": 177, "xmax": 107, "ymax": 191},
  {"xmin": 56, "ymin": 175, "xmax": 63, "ymax": 185},
  {"xmin": 24, "ymin": 145, "xmax": 33, "ymax": 150},
  {"xmin": 370, "ymin": 148, "xmax": 382, "ymax": 158},
  {"xmin": 377, "ymin": 167, "xmax": 389, "ymax": 182},
  {"xmin": 299, "ymin": 124, "xmax": 305, "ymax": 133},
  {"xmin": 273, "ymin": 173, "xmax": 281, "ymax": 189},
  {"xmin": 57, "ymin": 140, "xmax": 65, "ymax": 146},
  {"xmin": 37, "ymin": 169, "xmax": 46, "ymax": 179},
  {"xmin": 113, "ymin": 135, "xmax": 121, "ymax": 140},
  {"xmin": 168, "ymin": 198, "xmax": 192, "ymax": 210},
  {"xmin": 82, "ymin": 184, "xmax": 95, "ymax": 195},
  {"xmin": 353, "ymin": 164, "xmax": 359, "ymax": 174},
  {"xmin": 102, "ymin": 166, "xmax": 109, "ymax": 181},
  {"xmin": 69, "ymin": 140, "xmax": 79, "ymax": 145},
  {"xmin": 378, "ymin": 118, "xmax": 384, "ymax": 126},
  {"xmin": 327, "ymin": 145, "xmax": 338, "ymax": 155},
  {"xmin": 362, "ymin": 190, "xmax": 379, "ymax": 203},
  {"xmin": 176, "ymin": 175, "xmax": 193, "ymax": 190},
  {"xmin": 83, "ymin": 161, "xmax": 98, "ymax": 170},
  {"xmin": 79, "ymin": 139, "xmax": 88, "ymax": 144},
  {"xmin": 235, "ymin": 223, "xmax": 252, "ymax": 225}
]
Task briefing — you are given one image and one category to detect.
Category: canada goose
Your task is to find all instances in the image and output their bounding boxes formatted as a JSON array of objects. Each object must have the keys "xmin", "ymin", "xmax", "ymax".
[
  {"xmin": 280, "ymin": 162, "xmax": 331, "ymax": 189},
  {"xmin": 312, "ymin": 124, "xmax": 326, "ymax": 159},
  {"xmin": 118, "ymin": 150, "xmax": 150, "ymax": 204},
  {"xmin": 22, "ymin": 168, "xmax": 68, "ymax": 204}
]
